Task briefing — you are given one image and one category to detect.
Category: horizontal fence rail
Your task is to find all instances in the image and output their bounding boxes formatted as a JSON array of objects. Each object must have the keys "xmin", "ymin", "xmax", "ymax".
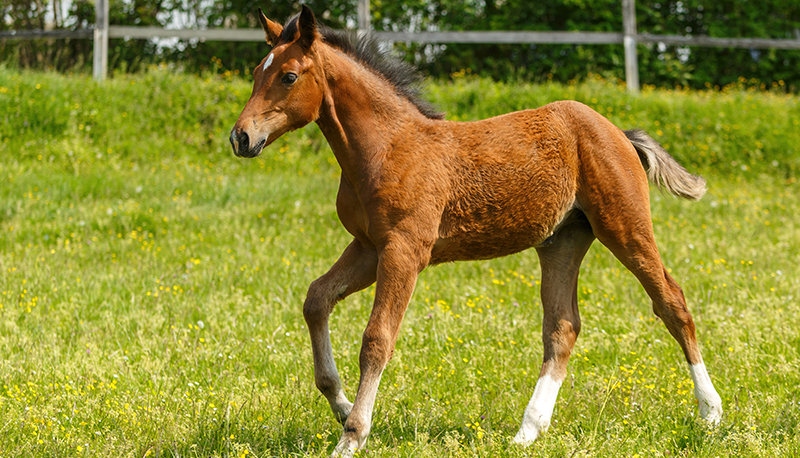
[
  {"xmin": 108, "ymin": 26, "xmax": 265, "ymax": 41},
  {"xmin": 0, "ymin": 29, "xmax": 93, "ymax": 39},
  {"xmin": 107, "ymin": 27, "xmax": 627, "ymax": 44},
  {"xmin": 3, "ymin": 0, "xmax": 800, "ymax": 91},
  {"xmin": 8, "ymin": 27, "xmax": 798, "ymax": 49},
  {"xmin": 637, "ymin": 33, "xmax": 800, "ymax": 50},
  {"xmin": 374, "ymin": 31, "xmax": 624, "ymax": 44}
]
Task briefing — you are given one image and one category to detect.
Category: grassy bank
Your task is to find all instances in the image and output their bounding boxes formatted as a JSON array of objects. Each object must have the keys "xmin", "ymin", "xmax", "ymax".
[
  {"xmin": 2, "ymin": 67, "xmax": 799, "ymax": 178},
  {"xmin": 0, "ymin": 67, "xmax": 798, "ymax": 457}
]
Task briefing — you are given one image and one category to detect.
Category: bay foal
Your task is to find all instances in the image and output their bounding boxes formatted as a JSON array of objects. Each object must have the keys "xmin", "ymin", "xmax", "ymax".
[{"xmin": 230, "ymin": 6, "xmax": 723, "ymax": 456}]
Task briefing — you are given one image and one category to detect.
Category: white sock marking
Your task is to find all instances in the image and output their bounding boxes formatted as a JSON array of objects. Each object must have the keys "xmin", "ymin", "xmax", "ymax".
[
  {"xmin": 263, "ymin": 53, "xmax": 274, "ymax": 71},
  {"xmin": 514, "ymin": 374, "xmax": 563, "ymax": 445},
  {"xmin": 689, "ymin": 363, "xmax": 723, "ymax": 424}
]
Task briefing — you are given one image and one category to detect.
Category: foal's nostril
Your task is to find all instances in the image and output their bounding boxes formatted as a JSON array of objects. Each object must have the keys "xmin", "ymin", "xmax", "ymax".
[
  {"xmin": 229, "ymin": 130, "xmax": 238, "ymax": 153},
  {"xmin": 230, "ymin": 130, "xmax": 251, "ymax": 156}
]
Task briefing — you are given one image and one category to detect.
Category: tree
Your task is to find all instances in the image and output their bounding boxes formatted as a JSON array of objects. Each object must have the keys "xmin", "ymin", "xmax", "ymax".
[{"xmin": 2, "ymin": 0, "xmax": 799, "ymax": 90}]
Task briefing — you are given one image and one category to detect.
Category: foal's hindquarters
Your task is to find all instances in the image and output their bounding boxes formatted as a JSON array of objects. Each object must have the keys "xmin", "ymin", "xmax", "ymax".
[{"xmin": 509, "ymin": 105, "xmax": 723, "ymax": 443}]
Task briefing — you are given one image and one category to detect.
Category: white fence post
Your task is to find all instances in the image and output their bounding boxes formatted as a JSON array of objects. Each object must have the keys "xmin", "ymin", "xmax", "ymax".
[
  {"xmin": 93, "ymin": 0, "xmax": 109, "ymax": 81},
  {"xmin": 357, "ymin": 0, "xmax": 370, "ymax": 34},
  {"xmin": 622, "ymin": 0, "xmax": 639, "ymax": 93}
]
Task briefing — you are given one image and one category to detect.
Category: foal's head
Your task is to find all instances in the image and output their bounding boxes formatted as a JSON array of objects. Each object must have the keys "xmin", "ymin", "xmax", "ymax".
[{"xmin": 230, "ymin": 6, "xmax": 324, "ymax": 158}]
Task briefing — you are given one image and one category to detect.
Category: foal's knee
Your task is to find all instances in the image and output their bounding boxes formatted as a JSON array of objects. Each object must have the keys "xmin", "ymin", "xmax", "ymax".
[
  {"xmin": 360, "ymin": 326, "xmax": 394, "ymax": 368},
  {"xmin": 303, "ymin": 279, "xmax": 333, "ymax": 327}
]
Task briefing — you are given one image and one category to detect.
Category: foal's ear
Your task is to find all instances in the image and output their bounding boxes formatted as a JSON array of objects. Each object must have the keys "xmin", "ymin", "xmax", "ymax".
[
  {"xmin": 297, "ymin": 5, "xmax": 319, "ymax": 50},
  {"xmin": 258, "ymin": 8, "xmax": 282, "ymax": 46}
]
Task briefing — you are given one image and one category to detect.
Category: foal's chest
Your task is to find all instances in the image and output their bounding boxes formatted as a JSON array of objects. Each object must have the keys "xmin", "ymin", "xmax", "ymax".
[{"xmin": 335, "ymin": 174, "xmax": 371, "ymax": 243}]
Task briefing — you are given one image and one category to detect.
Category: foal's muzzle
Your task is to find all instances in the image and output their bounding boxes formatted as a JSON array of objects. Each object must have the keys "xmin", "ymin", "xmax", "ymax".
[{"xmin": 229, "ymin": 129, "xmax": 265, "ymax": 158}]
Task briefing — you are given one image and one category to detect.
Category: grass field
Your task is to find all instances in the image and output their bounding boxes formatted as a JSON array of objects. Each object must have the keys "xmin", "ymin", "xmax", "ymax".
[{"xmin": 1, "ymin": 66, "xmax": 799, "ymax": 457}]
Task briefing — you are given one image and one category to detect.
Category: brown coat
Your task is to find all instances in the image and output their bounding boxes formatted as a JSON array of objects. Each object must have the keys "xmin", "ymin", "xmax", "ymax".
[{"xmin": 230, "ymin": 6, "xmax": 720, "ymax": 456}]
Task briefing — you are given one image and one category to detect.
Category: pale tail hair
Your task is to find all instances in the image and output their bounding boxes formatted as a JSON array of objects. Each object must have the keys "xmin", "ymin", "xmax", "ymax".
[{"xmin": 624, "ymin": 129, "xmax": 707, "ymax": 200}]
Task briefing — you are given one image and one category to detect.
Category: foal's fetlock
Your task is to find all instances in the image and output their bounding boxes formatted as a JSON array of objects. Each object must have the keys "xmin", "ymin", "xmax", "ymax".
[
  {"xmin": 512, "ymin": 416, "xmax": 549, "ymax": 446},
  {"xmin": 698, "ymin": 398, "xmax": 723, "ymax": 425},
  {"xmin": 332, "ymin": 427, "xmax": 367, "ymax": 458},
  {"xmin": 330, "ymin": 399, "xmax": 353, "ymax": 424}
]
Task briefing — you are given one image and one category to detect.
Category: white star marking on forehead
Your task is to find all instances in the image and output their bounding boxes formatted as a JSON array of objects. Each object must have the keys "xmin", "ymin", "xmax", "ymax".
[{"xmin": 263, "ymin": 53, "xmax": 274, "ymax": 72}]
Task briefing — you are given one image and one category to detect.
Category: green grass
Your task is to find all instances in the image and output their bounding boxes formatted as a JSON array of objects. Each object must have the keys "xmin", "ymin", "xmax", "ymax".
[{"xmin": 1, "ymin": 66, "xmax": 799, "ymax": 457}]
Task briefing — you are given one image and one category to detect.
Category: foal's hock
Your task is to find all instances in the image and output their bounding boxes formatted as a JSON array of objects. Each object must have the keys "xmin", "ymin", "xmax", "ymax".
[{"xmin": 230, "ymin": 6, "xmax": 722, "ymax": 457}]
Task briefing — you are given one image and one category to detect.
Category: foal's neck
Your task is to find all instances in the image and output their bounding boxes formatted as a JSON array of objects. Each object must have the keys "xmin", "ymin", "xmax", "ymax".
[{"xmin": 315, "ymin": 47, "xmax": 430, "ymax": 186}]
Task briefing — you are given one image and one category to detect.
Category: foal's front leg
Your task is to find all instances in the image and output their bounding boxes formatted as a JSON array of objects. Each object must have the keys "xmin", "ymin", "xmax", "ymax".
[
  {"xmin": 333, "ymin": 240, "xmax": 425, "ymax": 457},
  {"xmin": 304, "ymin": 239, "xmax": 378, "ymax": 423}
]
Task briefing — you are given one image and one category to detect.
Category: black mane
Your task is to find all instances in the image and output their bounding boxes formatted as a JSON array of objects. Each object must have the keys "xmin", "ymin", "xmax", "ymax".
[{"xmin": 279, "ymin": 14, "xmax": 444, "ymax": 120}]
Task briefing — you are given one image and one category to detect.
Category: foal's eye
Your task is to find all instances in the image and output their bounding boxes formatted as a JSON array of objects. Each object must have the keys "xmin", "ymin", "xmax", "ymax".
[{"xmin": 281, "ymin": 73, "xmax": 298, "ymax": 85}]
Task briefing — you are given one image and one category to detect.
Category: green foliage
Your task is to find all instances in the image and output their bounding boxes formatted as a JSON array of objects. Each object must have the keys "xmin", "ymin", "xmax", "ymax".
[
  {"xmin": 1, "ymin": 68, "xmax": 799, "ymax": 457},
  {"xmin": 636, "ymin": 0, "xmax": 800, "ymax": 89},
  {"xmin": 2, "ymin": 0, "xmax": 800, "ymax": 89},
  {"xmin": 0, "ymin": 0, "xmax": 93, "ymax": 70},
  {"xmin": 379, "ymin": 0, "xmax": 627, "ymax": 83},
  {"xmin": 381, "ymin": 0, "xmax": 800, "ymax": 89}
]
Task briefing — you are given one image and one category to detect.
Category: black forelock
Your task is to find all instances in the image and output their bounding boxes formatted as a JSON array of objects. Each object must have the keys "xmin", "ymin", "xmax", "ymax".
[{"xmin": 278, "ymin": 13, "xmax": 299, "ymax": 44}]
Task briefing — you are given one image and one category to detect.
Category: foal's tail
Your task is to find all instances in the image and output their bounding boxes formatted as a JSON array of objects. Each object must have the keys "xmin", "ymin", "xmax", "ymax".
[{"xmin": 624, "ymin": 129, "xmax": 707, "ymax": 200}]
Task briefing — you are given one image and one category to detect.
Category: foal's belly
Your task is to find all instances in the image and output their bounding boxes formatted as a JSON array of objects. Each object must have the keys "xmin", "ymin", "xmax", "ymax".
[
  {"xmin": 430, "ymin": 199, "xmax": 573, "ymax": 264},
  {"xmin": 430, "ymin": 230, "xmax": 546, "ymax": 264}
]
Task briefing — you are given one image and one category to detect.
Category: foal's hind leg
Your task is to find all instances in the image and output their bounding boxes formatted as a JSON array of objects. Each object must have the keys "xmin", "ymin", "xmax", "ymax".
[
  {"xmin": 514, "ymin": 215, "xmax": 595, "ymax": 445},
  {"xmin": 582, "ymin": 173, "xmax": 722, "ymax": 423},
  {"xmin": 303, "ymin": 239, "xmax": 378, "ymax": 423}
]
